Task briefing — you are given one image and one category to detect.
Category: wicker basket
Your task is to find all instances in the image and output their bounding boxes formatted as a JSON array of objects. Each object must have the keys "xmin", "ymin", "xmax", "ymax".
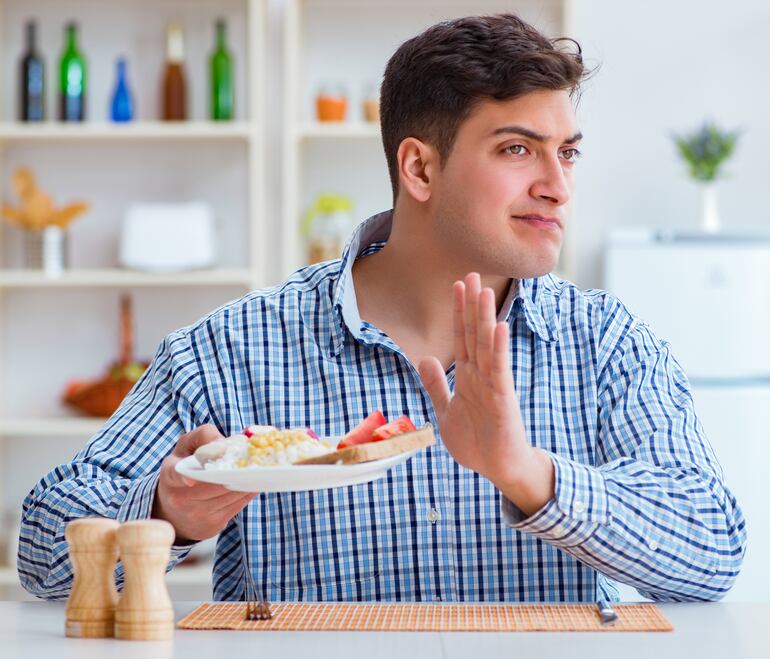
[{"xmin": 62, "ymin": 295, "xmax": 147, "ymax": 417}]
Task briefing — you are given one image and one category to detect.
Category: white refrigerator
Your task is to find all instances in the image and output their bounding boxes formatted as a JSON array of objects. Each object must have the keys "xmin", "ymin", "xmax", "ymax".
[{"xmin": 605, "ymin": 228, "xmax": 770, "ymax": 602}]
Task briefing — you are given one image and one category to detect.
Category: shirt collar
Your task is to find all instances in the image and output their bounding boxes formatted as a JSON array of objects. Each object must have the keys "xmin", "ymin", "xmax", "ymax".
[{"xmin": 327, "ymin": 210, "xmax": 559, "ymax": 358}]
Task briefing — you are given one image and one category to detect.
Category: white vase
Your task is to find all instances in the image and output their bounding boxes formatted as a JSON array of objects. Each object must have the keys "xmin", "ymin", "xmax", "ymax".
[
  {"xmin": 701, "ymin": 183, "xmax": 720, "ymax": 233},
  {"xmin": 24, "ymin": 226, "xmax": 68, "ymax": 277}
]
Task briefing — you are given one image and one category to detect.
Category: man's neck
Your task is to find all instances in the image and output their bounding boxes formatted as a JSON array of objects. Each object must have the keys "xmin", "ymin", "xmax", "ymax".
[{"xmin": 351, "ymin": 209, "xmax": 512, "ymax": 342}]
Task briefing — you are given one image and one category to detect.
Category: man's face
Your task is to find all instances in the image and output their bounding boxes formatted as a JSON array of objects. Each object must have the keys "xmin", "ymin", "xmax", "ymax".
[{"xmin": 430, "ymin": 89, "xmax": 581, "ymax": 279}]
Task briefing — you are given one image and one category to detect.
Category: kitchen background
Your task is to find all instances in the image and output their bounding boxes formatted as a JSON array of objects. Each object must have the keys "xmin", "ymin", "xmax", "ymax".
[{"xmin": 0, "ymin": 0, "xmax": 767, "ymax": 602}]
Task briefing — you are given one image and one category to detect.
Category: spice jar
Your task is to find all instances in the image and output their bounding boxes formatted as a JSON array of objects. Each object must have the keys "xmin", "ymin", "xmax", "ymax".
[
  {"xmin": 315, "ymin": 85, "xmax": 347, "ymax": 122},
  {"xmin": 362, "ymin": 84, "xmax": 379, "ymax": 123},
  {"xmin": 301, "ymin": 193, "xmax": 354, "ymax": 264}
]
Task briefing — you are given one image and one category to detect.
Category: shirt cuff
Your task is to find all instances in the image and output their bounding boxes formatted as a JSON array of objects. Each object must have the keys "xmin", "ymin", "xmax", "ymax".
[
  {"xmin": 115, "ymin": 470, "xmax": 196, "ymax": 565},
  {"xmin": 501, "ymin": 453, "xmax": 611, "ymax": 548}
]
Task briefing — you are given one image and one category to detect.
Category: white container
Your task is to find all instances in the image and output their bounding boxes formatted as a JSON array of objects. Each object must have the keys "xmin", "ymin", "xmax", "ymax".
[
  {"xmin": 605, "ymin": 228, "xmax": 770, "ymax": 380},
  {"xmin": 120, "ymin": 202, "xmax": 217, "ymax": 272}
]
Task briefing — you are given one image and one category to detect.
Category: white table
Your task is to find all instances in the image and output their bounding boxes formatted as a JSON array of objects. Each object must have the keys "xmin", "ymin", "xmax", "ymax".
[{"xmin": 1, "ymin": 601, "xmax": 767, "ymax": 659}]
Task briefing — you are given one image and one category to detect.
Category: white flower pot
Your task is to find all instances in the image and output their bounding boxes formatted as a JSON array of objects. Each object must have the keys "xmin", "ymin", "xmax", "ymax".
[
  {"xmin": 701, "ymin": 183, "xmax": 720, "ymax": 233},
  {"xmin": 24, "ymin": 226, "xmax": 69, "ymax": 277}
]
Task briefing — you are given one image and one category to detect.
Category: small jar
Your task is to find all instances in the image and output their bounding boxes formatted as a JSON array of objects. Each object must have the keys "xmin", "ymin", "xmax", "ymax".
[
  {"xmin": 315, "ymin": 84, "xmax": 347, "ymax": 122},
  {"xmin": 301, "ymin": 194, "xmax": 354, "ymax": 264},
  {"xmin": 362, "ymin": 84, "xmax": 380, "ymax": 123}
]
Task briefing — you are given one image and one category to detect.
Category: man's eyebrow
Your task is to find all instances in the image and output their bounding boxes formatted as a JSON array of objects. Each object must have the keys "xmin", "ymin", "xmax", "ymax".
[{"xmin": 490, "ymin": 125, "xmax": 583, "ymax": 144}]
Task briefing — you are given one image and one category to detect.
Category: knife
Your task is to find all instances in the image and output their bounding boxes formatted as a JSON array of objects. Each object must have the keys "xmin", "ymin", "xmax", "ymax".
[{"xmin": 597, "ymin": 599, "xmax": 618, "ymax": 625}]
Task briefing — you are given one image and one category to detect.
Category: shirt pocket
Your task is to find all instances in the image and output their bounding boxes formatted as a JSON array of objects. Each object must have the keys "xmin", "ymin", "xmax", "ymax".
[{"xmin": 265, "ymin": 489, "xmax": 382, "ymax": 598}]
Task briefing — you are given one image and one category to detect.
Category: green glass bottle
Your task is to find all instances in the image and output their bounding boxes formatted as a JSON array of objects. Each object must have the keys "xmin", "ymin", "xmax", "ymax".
[
  {"xmin": 210, "ymin": 19, "xmax": 234, "ymax": 120},
  {"xmin": 59, "ymin": 22, "xmax": 86, "ymax": 121}
]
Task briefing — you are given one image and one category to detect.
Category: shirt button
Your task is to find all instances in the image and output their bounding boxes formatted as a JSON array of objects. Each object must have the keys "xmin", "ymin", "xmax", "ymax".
[
  {"xmin": 648, "ymin": 539, "xmax": 659, "ymax": 552},
  {"xmin": 574, "ymin": 501, "xmax": 586, "ymax": 514},
  {"xmin": 427, "ymin": 508, "xmax": 441, "ymax": 524},
  {"xmin": 553, "ymin": 524, "xmax": 566, "ymax": 536}
]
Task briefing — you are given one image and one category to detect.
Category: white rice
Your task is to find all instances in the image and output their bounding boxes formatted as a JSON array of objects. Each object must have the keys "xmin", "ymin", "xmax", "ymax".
[{"xmin": 203, "ymin": 431, "xmax": 331, "ymax": 469}]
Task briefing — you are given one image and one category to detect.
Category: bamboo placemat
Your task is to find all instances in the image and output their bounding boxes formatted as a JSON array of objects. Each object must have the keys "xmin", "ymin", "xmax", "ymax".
[{"xmin": 177, "ymin": 602, "xmax": 673, "ymax": 632}]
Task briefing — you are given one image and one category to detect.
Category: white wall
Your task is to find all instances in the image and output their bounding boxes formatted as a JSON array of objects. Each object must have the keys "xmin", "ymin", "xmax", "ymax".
[{"xmin": 568, "ymin": 0, "xmax": 770, "ymax": 288}]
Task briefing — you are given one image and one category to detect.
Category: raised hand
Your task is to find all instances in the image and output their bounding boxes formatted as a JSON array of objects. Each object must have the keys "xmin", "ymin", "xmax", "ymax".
[{"xmin": 418, "ymin": 272, "xmax": 554, "ymax": 515}]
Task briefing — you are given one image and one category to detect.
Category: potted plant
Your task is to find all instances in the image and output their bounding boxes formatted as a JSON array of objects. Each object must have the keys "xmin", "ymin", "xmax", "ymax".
[
  {"xmin": 673, "ymin": 122, "xmax": 739, "ymax": 233},
  {"xmin": 1, "ymin": 167, "xmax": 89, "ymax": 275}
]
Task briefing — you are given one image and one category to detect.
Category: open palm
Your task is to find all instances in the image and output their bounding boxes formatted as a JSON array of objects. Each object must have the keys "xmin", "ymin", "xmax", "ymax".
[{"xmin": 418, "ymin": 273, "xmax": 529, "ymax": 485}]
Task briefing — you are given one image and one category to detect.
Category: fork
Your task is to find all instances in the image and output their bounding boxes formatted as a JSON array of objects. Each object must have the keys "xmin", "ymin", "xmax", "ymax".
[
  {"xmin": 237, "ymin": 508, "xmax": 273, "ymax": 621},
  {"xmin": 245, "ymin": 599, "xmax": 272, "ymax": 621}
]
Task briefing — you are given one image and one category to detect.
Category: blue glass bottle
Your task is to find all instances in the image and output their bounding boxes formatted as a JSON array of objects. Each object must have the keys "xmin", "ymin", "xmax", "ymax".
[{"xmin": 110, "ymin": 57, "xmax": 134, "ymax": 122}]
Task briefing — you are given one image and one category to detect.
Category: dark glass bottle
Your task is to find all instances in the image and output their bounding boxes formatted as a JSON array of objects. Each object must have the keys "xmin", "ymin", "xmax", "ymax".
[
  {"xmin": 210, "ymin": 19, "xmax": 234, "ymax": 120},
  {"xmin": 162, "ymin": 23, "xmax": 187, "ymax": 120},
  {"xmin": 19, "ymin": 20, "xmax": 45, "ymax": 121},
  {"xmin": 59, "ymin": 22, "xmax": 86, "ymax": 121}
]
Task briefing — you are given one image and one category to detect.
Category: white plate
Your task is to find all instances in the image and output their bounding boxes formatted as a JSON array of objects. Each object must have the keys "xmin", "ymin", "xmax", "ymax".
[{"xmin": 175, "ymin": 448, "xmax": 421, "ymax": 493}]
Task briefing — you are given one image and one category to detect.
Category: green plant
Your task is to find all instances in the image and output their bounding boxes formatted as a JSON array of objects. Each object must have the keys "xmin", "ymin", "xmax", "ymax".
[{"xmin": 673, "ymin": 122, "xmax": 740, "ymax": 182}]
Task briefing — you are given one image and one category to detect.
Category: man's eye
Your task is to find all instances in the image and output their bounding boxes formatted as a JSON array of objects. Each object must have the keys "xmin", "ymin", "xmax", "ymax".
[
  {"xmin": 561, "ymin": 148, "xmax": 582, "ymax": 162},
  {"xmin": 502, "ymin": 144, "xmax": 528, "ymax": 156}
]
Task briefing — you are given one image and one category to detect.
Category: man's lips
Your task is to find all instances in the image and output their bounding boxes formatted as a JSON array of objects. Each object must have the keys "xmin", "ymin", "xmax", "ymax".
[{"xmin": 513, "ymin": 214, "xmax": 563, "ymax": 229}]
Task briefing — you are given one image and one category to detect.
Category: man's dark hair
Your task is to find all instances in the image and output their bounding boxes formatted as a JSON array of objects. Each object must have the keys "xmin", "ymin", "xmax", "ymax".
[{"xmin": 380, "ymin": 14, "xmax": 589, "ymax": 200}]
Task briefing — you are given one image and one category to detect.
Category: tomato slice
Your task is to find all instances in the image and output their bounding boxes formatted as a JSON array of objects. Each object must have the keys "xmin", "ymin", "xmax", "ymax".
[
  {"xmin": 371, "ymin": 415, "xmax": 416, "ymax": 442},
  {"xmin": 337, "ymin": 410, "xmax": 387, "ymax": 449}
]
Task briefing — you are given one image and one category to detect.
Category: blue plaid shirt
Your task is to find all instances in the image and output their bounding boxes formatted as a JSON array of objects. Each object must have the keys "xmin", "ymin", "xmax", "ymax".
[{"xmin": 19, "ymin": 210, "xmax": 746, "ymax": 603}]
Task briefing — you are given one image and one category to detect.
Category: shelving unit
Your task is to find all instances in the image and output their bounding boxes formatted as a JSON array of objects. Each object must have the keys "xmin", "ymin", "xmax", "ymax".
[
  {"xmin": 0, "ymin": 0, "xmax": 267, "ymax": 593},
  {"xmin": 0, "ymin": 120, "xmax": 254, "ymax": 142},
  {"xmin": 0, "ymin": 268, "xmax": 255, "ymax": 288},
  {"xmin": 0, "ymin": 417, "xmax": 107, "ymax": 437}
]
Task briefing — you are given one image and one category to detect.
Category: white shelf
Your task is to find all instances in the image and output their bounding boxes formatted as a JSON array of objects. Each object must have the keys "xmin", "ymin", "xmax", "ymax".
[
  {"xmin": 0, "ymin": 121, "xmax": 255, "ymax": 143},
  {"xmin": 0, "ymin": 563, "xmax": 212, "ymax": 586},
  {"xmin": 296, "ymin": 122, "xmax": 380, "ymax": 140},
  {"xmin": 0, "ymin": 417, "xmax": 108, "ymax": 438},
  {"xmin": 0, "ymin": 268, "xmax": 255, "ymax": 288}
]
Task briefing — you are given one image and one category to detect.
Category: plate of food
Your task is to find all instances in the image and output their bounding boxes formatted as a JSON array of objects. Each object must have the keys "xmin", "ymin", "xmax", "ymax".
[{"xmin": 175, "ymin": 411, "xmax": 436, "ymax": 492}]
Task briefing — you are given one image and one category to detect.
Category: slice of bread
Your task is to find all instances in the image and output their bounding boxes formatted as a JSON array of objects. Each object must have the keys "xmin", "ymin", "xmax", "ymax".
[{"xmin": 295, "ymin": 423, "xmax": 435, "ymax": 465}]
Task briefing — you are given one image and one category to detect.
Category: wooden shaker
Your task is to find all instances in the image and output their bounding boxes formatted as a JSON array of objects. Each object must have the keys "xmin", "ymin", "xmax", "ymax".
[
  {"xmin": 64, "ymin": 517, "xmax": 120, "ymax": 638},
  {"xmin": 115, "ymin": 519, "xmax": 175, "ymax": 641}
]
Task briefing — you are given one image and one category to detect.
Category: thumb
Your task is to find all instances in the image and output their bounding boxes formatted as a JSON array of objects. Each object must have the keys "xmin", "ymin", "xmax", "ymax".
[
  {"xmin": 173, "ymin": 424, "xmax": 225, "ymax": 458},
  {"xmin": 418, "ymin": 356, "xmax": 451, "ymax": 417}
]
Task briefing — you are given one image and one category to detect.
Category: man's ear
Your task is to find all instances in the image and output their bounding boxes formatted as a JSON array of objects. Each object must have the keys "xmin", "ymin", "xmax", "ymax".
[{"xmin": 396, "ymin": 137, "xmax": 437, "ymax": 203}]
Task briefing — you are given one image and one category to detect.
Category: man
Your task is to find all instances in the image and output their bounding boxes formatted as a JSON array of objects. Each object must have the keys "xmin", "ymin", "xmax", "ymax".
[{"xmin": 20, "ymin": 14, "xmax": 745, "ymax": 603}]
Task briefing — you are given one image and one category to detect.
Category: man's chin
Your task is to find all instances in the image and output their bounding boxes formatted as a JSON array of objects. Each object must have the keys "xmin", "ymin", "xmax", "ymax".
[{"xmin": 509, "ymin": 248, "xmax": 562, "ymax": 279}]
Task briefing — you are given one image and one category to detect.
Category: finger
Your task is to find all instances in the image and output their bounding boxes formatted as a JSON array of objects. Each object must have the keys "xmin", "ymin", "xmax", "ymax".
[
  {"xmin": 164, "ymin": 457, "xmax": 230, "ymax": 492},
  {"xmin": 164, "ymin": 445, "xmax": 231, "ymax": 491},
  {"xmin": 207, "ymin": 490, "xmax": 258, "ymax": 513},
  {"xmin": 173, "ymin": 424, "xmax": 225, "ymax": 458},
  {"xmin": 211, "ymin": 491, "xmax": 259, "ymax": 518},
  {"xmin": 464, "ymin": 273, "xmax": 481, "ymax": 362},
  {"xmin": 184, "ymin": 481, "xmax": 245, "ymax": 500},
  {"xmin": 418, "ymin": 356, "xmax": 452, "ymax": 417},
  {"xmin": 476, "ymin": 288, "xmax": 496, "ymax": 375},
  {"xmin": 453, "ymin": 281, "xmax": 468, "ymax": 363},
  {"xmin": 492, "ymin": 321, "xmax": 512, "ymax": 388}
]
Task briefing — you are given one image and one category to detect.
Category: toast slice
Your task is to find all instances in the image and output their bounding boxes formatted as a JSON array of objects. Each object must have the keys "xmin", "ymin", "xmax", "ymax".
[{"xmin": 295, "ymin": 423, "xmax": 435, "ymax": 465}]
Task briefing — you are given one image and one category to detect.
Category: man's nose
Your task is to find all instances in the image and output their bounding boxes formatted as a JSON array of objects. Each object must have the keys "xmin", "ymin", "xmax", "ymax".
[{"xmin": 530, "ymin": 154, "xmax": 571, "ymax": 206}]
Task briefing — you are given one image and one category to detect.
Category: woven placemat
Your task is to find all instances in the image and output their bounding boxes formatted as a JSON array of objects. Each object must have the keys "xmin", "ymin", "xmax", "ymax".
[{"xmin": 177, "ymin": 602, "xmax": 673, "ymax": 632}]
